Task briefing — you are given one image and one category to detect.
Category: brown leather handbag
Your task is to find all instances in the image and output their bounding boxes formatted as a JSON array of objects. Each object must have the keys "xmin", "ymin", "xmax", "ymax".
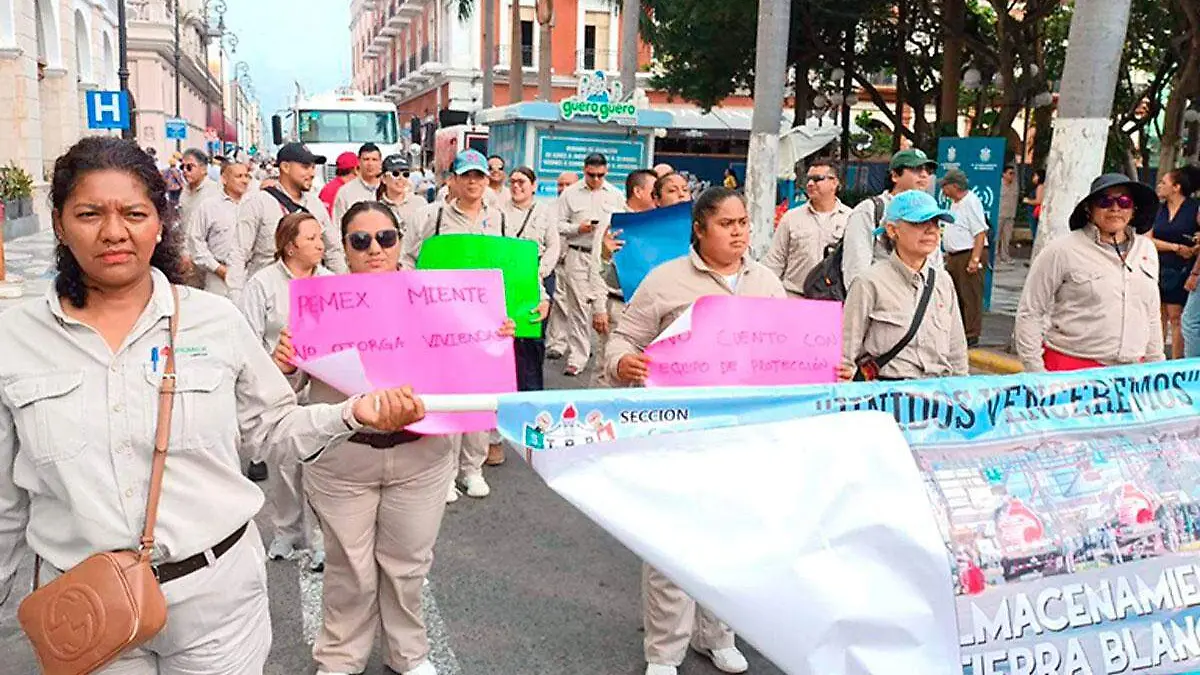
[{"xmin": 17, "ymin": 287, "xmax": 181, "ymax": 675}]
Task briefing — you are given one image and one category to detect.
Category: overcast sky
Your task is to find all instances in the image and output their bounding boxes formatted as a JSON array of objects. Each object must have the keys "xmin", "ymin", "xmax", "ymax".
[{"xmin": 222, "ymin": 0, "xmax": 352, "ymax": 126}]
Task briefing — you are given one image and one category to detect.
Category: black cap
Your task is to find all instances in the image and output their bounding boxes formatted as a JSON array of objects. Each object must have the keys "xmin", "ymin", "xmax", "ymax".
[
  {"xmin": 383, "ymin": 154, "xmax": 410, "ymax": 173},
  {"xmin": 1069, "ymin": 173, "xmax": 1159, "ymax": 234},
  {"xmin": 276, "ymin": 142, "xmax": 326, "ymax": 166}
]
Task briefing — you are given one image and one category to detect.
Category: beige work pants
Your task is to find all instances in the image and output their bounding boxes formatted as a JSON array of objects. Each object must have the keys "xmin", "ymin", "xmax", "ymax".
[
  {"xmin": 642, "ymin": 564, "xmax": 736, "ymax": 667},
  {"xmin": 304, "ymin": 435, "xmax": 455, "ymax": 674},
  {"xmin": 89, "ymin": 522, "xmax": 271, "ymax": 674},
  {"xmin": 265, "ymin": 454, "xmax": 323, "ymax": 554},
  {"xmin": 556, "ymin": 248, "xmax": 596, "ymax": 371},
  {"xmin": 592, "ymin": 295, "xmax": 625, "ymax": 388},
  {"xmin": 546, "ymin": 261, "xmax": 570, "ymax": 356},
  {"xmin": 454, "ymin": 430, "xmax": 489, "ymax": 479}
]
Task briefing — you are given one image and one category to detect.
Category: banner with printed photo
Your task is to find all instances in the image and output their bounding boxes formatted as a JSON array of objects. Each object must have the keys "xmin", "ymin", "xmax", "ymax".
[{"xmin": 495, "ymin": 361, "xmax": 1200, "ymax": 674}]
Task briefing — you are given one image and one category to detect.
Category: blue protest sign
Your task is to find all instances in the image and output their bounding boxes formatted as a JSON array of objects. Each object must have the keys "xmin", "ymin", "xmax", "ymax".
[
  {"xmin": 165, "ymin": 118, "xmax": 188, "ymax": 140},
  {"xmin": 85, "ymin": 91, "xmax": 130, "ymax": 130},
  {"xmin": 611, "ymin": 202, "xmax": 693, "ymax": 302},
  {"xmin": 533, "ymin": 131, "xmax": 646, "ymax": 199},
  {"xmin": 937, "ymin": 137, "xmax": 1007, "ymax": 310}
]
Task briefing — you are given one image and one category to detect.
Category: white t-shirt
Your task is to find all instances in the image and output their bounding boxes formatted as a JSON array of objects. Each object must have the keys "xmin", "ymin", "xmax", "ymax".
[
  {"xmin": 723, "ymin": 273, "xmax": 740, "ymax": 291},
  {"xmin": 944, "ymin": 190, "xmax": 989, "ymax": 254}
]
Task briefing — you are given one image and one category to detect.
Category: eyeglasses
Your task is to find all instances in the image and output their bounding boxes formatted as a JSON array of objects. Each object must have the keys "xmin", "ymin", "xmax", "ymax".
[
  {"xmin": 1095, "ymin": 194, "xmax": 1134, "ymax": 209},
  {"xmin": 806, "ymin": 175, "xmax": 835, "ymax": 184},
  {"xmin": 347, "ymin": 229, "xmax": 399, "ymax": 251},
  {"xmin": 181, "ymin": 163, "xmax": 197, "ymax": 171},
  {"xmin": 388, "ymin": 170, "xmax": 411, "ymax": 179},
  {"xmin": 585, "ymin": 171, "xmax": 607, "ymax": 180}
]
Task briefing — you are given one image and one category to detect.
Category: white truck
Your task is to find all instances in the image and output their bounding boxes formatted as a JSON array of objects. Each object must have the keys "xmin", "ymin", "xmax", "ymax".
[{"xmin": 271, "ymin": 88, "xmax": 404, "ymax": 187}]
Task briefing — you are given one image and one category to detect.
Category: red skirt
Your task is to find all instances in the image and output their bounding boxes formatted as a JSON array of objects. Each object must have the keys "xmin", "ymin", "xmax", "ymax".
[{"xmin": 1042, "ymin": 347, "xmax": 1105, "ymax": 372}]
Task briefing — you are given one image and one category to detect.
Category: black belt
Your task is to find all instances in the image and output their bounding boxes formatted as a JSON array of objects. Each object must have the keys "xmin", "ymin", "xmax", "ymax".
[
  {"xmin": 153, "ymin": 523, "xmax": 247, "ymax": 584},
  {"xmin": 349, "ymin": 430, "xmax": 423, "ymax": 449},
  {"xmin": 608, "ymin": 291, "xmax": 624, "ymax": 301},
  {"xmin": 568, "ymin": 244, "xmax": 592, "ymax": 253},
  {"xmin": 947, "ymin": 249, "xmax": 974, "ymax": 256}
]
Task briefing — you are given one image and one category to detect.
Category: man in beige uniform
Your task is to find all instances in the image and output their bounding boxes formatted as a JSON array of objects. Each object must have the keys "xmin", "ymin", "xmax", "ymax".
[
  {"xmin": 178, "ymin": 148, "xmax": 223, "ymax": 224},
  {"xmin": 556, "ymin": 171, "xmax": 578, "ymax": 195},
  {"xmin": 762, "ymin": 158, "xmax": 852, "ymax": 297},
  {"xmin": 238, "ymin": 142, "xmax": 348, "ymax": 278},
  {"xmin": 401, "ymin": 149, "xmax": 507, "ymax": 502},
  {"xmin": 486, "ymin": 154, "xmax": 512, "ymax": 207},
  {"xmin": 549, "ymin": 153, "xmax": 624, "ymax": 376},
  {"xmin": 589, "ymin": 169, "xmax": 658, "ymax": 386},
  {"xmin": 332, "ymin": 143, "xmax": 385, "ymax": 226},
  {"xmin": 186, "ymin": 160, "xmax": 252, "ymax": 299}
]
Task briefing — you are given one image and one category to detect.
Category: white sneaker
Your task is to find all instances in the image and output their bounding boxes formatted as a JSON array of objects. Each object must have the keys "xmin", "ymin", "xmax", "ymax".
[
  {"xmin": 645, "ymin": 665, "xmax": 677, "ymax": 675},
  {"xmin": 402, "ymin": 660, "xmax": 438, "ymax": 675},
  {"xmin": 446, "ymin": 482, "xmax": 460, "ymax": 503},
  {"xmin": 460, "ymin": 473, "xmax": 491, "ymax": 498},
  {"xmin": 701, "ymin": 646, "xmax": 749, "ymax": 673},
  {"xmin": 267, "ymin": 538, "xmax": 295, "ymax": 561}
]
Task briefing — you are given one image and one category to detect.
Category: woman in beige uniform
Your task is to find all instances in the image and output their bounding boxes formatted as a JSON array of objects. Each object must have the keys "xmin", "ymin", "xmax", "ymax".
[
  {"xmin": 1015, "ymin": 173, "xmax": 1163, "ymax": 372},
  {"xmin": 238, "ymin": 212, "xmax": 332, "ymax": 569},
  {"xmin": 377, "ymin": 154, "xmax": 429, "ymax": 235},
  {"xmin": 0, "ymin": 137, "xmax": 425, "ymax": 673},
  {"xmin": 608, "ymin": 187, "xmax": 783, "ymax": 675},
  {"xmin": 275, "ymin": 201, "xmax": 514, "ymax": 675},
  {"xmin": 841, "ymin": 190, "xmax": 968, "ymax": 381}
]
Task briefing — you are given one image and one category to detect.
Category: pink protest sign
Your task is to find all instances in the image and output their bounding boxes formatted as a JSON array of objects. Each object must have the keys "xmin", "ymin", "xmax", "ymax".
[
  {"xmin": 289, "ymin": 270, "xmax": 515, "ymax": 434},
  {"xmin": 643, "ymin": 296, "xmax": 842, "ymax": 387}
]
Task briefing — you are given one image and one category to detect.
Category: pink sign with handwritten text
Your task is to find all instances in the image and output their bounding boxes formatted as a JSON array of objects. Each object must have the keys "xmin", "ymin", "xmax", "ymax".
[
  {"xmin": 643, "ymin": 296, "xmax": 843, "ymax": 387},
  {"xmin": 289, "ymin": 270, "xmax": 516, "ymax": 434}
]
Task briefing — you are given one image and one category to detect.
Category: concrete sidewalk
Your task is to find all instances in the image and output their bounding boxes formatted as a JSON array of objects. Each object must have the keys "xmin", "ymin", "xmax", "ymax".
[{"xmin": 968, "ymin": 254, "xmax": 1028, "ymax": 375}]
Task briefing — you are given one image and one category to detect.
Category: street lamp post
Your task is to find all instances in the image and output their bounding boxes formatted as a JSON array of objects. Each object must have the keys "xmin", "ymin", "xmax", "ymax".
[
  {"xmin": 173, "ymin": 0, "xmax": 182, "ymax": 151},
  {"xmin": 118, "ymin": 0, "xmax": 134, "ymax": 141}
]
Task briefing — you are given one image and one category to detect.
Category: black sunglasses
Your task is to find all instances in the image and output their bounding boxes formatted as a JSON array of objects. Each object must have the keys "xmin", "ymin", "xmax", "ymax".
[
  {"xmin": 806, "ymin": 175, "xmax": 835, "ymax": 183},
  {"xmin": 388, "ymin": 170, "xmax": 411, "ymax": 178},
  {"xmin": 347, "ymin": 229, "xmax": 399, "ymax": 251},
  {"xmin": 181, "ymin": 163, "xmax": 198, "ymax": 171}
]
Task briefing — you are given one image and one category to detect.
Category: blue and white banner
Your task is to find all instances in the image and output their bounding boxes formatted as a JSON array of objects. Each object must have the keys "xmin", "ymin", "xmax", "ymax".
[{"xmin": 497, "ymin": 361, "xmax": 1200, "ymax": 674}]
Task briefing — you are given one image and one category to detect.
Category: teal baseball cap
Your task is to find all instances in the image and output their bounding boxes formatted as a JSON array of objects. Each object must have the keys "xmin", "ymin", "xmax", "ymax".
[
  {"xmin": 453, "ymin": 149, "xmax": 488, "ymax": 175},
  {"xmin": 886, "ymin": 190, "xmax": 956, "ymax": 225}
]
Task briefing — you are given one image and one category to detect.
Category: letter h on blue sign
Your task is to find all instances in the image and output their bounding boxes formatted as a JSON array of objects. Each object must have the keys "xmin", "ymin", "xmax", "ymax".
[{"xmin": 86, "ymin": 91, "xmax": 130, "ymax": 130}]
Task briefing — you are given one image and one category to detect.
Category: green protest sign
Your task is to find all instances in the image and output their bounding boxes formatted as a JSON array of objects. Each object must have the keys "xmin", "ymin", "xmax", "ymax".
[{"xmin": 417, "ymin": 234, "xmax": 543, "ymax": 339}]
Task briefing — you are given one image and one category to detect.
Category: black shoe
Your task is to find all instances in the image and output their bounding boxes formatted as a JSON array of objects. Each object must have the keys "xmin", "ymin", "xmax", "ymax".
[
  {"xmin": 967, "ymin": 336, "xmax": 980, "ymax": 348},
  {"xmin": 246, "ymin": 461, "xmax": 268, "ymax": 482}
]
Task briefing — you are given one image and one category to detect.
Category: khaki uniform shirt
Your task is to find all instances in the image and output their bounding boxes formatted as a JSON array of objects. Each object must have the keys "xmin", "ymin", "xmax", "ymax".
[
  {"xmin": 487, "ymin": 185, "xmax": 511, "ymax": 209},
  {"xmin": 504, "ymin": 200, "xmax": 560, "ymax": 302},
  {"xmin": 555, "ymin": 180, "xmax": 624, "ymax": 250},
  {"xmin": 1015, "ymin": 225, "xmax": 1164, "ymax": 372},
  {"xmin": 400, "ymin": 199, "xmax": 507, "ymax": 270},
  {"xmin": 186, "ymin": 191, "xmax": 246, "ymax": 296},
  {"xmin": 842, "ymin": 192, "xmax": 944, "ymax": 288},
  {"xmin": 604, "ymin": 249, "xmax": 787, "ymax": 382},
  {"xmin": 382, "ymin": 192, "xmax": 430, "ymax": 236},
  {"xmin": 841, "ymin": 254, "xmax": 969, "ymax": 379},
  {"xmin": 179, "ymin": 178, "xmax": 222, "ymax": 226},
  {"xmin": 762, "ymin": 200, "xmax": 852, "ymax": 296},
  {"xmin": 0, "ymin": 270, "xmax": 360, "ymax": 603},
  {"xmin": 238, "ymin": 187, "xmax": 348, "ymax": 277},
  {"xmin": 1000, "ymin": 179, "xmax": 1019, "ymax": 223},
  {"xmin": 331, "ymin": 177, "xmax": 384, "ymax": 228},
  {"xmin": 238, "ymin": 259, "xmax": 334, "ymax": 354}
]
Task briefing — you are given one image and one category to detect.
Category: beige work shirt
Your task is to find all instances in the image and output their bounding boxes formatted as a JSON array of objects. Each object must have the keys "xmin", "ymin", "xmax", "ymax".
[
  {"xmin": 400, "ymin": 199, "xmax": 507, "ymax": 270},
  {"xmin": 762, "ymin": 200, "xmax": 852, "ymax": 296},
  {"xmin": 238, "ymin": 259, "xmax": 334, "ymax": 354},
  {"xmin": 841, "ymin": 254, "xmax": 969, "ymax": 379},
  {"xmin": 186, "ymin": 191, "xmax": 246, "ymax": 294},
  {"xmin": 238, "ymin": 187, "xmax": 348, "ymax": 277},
  {"xmin": 179, "ymin": 178, "xmax": 222, "ymax": 226},
  {"xmin": 382, "ymin": 191, "xmax": 430, "ymax": 235},
  {"xmin": 331, "ymin": 177, "xmax": 383, "ymax": 228},
  {"xmin": 1015, "ymin": 225, "xmax": 1164, "ymax": 372},
  {"xmin": 504, "ymin": 200, "xmax": 560, "ymax": 302},
  {"xmin": 555, "ymin": 179, "xmax": 625, "ymax": 250},
  {"xmin": 604, "ymin": 249, "xmax": 787, "ymax": 382},
  {"xmin": 0, "ymin": 270, "xmax": 360, "ymax": 603}
]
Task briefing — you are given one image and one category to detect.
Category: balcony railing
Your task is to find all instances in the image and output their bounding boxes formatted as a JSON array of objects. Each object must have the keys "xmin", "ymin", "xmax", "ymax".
[
  {"xmin": 495, "ymin": 45, "xmax": 535, "ymax": 69},
  {"xmin": 408, "ymin": 54, "xmax": 417, "ymax": 74},
  {"xmin": 420, "ymin": 44, "xmax": 430, "ymax": 64},
  {"xmin": 576, "ymin": 48, "xmax": 616, "ymax": 72}
]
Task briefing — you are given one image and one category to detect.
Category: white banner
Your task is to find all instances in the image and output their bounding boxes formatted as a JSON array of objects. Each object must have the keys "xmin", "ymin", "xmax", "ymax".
[{"xmin": 529, "ymin": 411, "xmax": 960, "ymax": 675}]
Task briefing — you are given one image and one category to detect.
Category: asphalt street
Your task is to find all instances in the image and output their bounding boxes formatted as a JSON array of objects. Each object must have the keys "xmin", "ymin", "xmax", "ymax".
[{"xmin": 0, "ymin": 354, "xmax": 785, "ymax": 675}]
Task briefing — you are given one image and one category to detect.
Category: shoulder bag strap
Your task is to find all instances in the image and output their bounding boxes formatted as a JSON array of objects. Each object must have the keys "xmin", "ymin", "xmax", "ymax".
[
  {"xmin": 435, "ymin": 207, "xmax": 444, "ymax": 237},
  {"xmin": 264, "ymin": 185, "xmax": 309, "ymax": 216},
  {"xmin": 500, "ymin": 211, "xmax": 507, "ymax": 237},
  {"xmin": 138, "ymin": 285, "xmax": 181, "ymax": 561},
  {"xmin": 875, "ymin": 268, "xmax": 936, "ymax": 371},
  {"xmin": 515, "ymin": 206, "xmax": 535, "ymax": 239}
]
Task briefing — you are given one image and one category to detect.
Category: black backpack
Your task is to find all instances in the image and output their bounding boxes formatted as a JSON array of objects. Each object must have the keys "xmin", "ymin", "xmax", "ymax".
[{"xmin": 801, "ymin": 195, "xmax": 885, "ymax": 301}]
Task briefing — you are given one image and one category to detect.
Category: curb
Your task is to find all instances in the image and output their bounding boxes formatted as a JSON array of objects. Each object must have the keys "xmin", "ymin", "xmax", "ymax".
[{"xmin": 969, "ymin": 348, "xmax": 1023, "ymax": 375}]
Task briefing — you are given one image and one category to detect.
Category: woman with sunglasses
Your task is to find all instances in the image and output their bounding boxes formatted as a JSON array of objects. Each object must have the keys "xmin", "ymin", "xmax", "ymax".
[
  {"xmin": 1015, "ymin": 174, "xmax": 1163, "ymax": 372},
  {"xmin": 238, "ymin": 211, "xmax": 332, "ymax": 569},
  {"xmin": 840, "ymin": 190, "xmax": 967, "ymax": 382},
  {"xmin": 274, "ymin": 201, "xmax": 514, "ymax": 675},
  {"xmin": 377, "ymin": 154, "xmax": 429, "ymax": 234},
  {"xmin": 503, "ymin": 167, "xmax": 556, "ymax": 389}
]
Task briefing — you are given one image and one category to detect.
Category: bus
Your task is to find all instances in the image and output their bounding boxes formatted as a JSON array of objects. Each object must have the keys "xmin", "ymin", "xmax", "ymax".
[{"xmin": 272, "ymin": 88, "xmax": 403, "ymax": 186}]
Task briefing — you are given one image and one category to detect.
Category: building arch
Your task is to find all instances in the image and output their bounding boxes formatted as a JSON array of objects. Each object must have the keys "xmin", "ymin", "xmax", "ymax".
[
  {"xmin": 101, "ymin": 29, "xmax": 115, "ymax": 88},
  {"xmin": 34, "ymin": 0, "xmax": 64, "ymax": 70},
  {"xmin": 74, "ymin": 8, "xmax": 92, "ymax": 83},
  {"xmin": 0, "ymin": 0, "xmax": 15, "ymax": 49}
]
